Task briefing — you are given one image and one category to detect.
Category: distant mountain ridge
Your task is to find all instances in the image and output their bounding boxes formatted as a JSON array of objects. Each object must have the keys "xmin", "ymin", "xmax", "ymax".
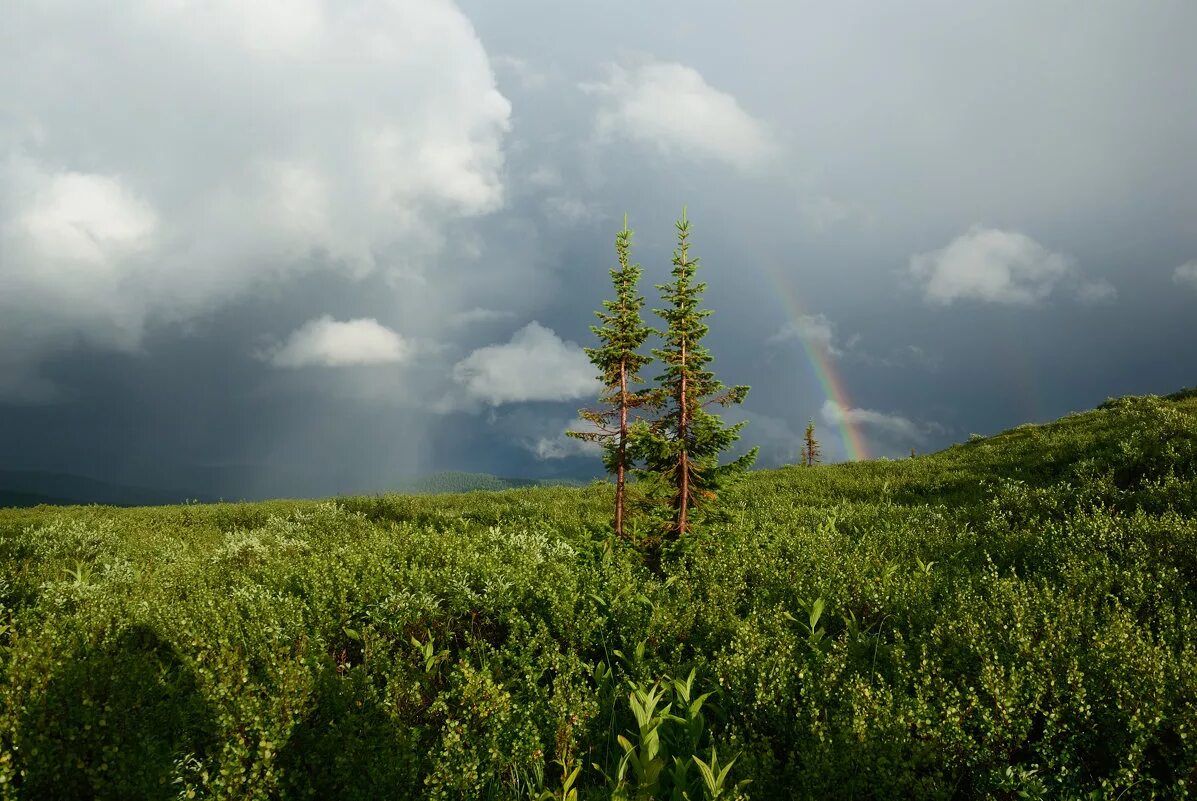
[
  {"xmin": 390, "ymin": 471, "xmax": 587, "ymax": 495},
  {"xmin": 0, "ymin": 469, "xmax": 213, "ymax": 508},
  {"xmin": 0, "ymin": 468, "xmax": 588, "ymax": 508}
]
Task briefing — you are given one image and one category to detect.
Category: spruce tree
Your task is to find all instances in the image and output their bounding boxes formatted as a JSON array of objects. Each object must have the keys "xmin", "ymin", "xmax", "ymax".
[
  {"xmin": 803, "ymin": 418, "xmax": 821, "ymax": 467},
  {"xmin": 568, "ymin": 214, "xmax": 653, "ymax": 540},
  {"xmin": 636, "ymin": 208, "xmax": 757, "ymax": 542}
]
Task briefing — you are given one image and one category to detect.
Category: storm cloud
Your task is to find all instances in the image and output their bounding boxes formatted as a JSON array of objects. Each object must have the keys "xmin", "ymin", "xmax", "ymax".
[
  {"xmin": 1, "ymin": 0, "xmax": 510, "ymax": 399},
  {"xmin": 2, "ymin": 0, "xmax": 1196, "ymax": 497}
]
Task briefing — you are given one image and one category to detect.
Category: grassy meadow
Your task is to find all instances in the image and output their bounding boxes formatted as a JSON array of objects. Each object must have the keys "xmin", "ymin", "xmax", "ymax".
[{"xmin": 1, "ymin": 390, "xmax": 1195, "ymax": 799}]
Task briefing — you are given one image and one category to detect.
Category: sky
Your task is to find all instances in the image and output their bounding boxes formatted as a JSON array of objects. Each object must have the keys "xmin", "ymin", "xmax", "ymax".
[{"xmin": 2, "ymin": 0, "xmax": 1196, "ymax": 499}]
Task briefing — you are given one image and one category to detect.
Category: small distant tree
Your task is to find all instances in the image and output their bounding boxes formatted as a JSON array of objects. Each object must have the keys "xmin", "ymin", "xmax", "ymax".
[
  {"xmin": 636, "ymin": 208, "xmax": 757, "ymax": 546},
  {"xmin": 803, "ymin": 419, "xmax": 821, "ymax": 467},
  {"xmin": 568, "ymin": 214, "xmax": 654, "ymax": 541}
]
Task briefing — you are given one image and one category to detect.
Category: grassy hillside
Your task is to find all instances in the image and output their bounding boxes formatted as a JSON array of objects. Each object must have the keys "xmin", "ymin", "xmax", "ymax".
[{"xmin": 0, "ymin": 392, "xmax": 1194, "ymax": 799}]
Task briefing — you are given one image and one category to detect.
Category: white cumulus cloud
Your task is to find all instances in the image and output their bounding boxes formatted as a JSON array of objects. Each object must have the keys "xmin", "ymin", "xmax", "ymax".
[
  {"xmin": 1174, "ymin": 261, "xmax": 1197, "ymax": 290},
  {"xmin": 909, "ymin": 226, "xmax": 1114, "ymax": 306},
  {"xmin": 821, "ymin": 400, "xmax": 930, "ymax": 443},
  {"xmin": 768, "ymin": 313, "xmax": 841, "ymax": 355},
  {"xmin": 0, "ymin": 0, "xmax": 510, "ymax": 400},
  {"xmin": 450, "ymin": 322, "xmax": 597, "ymax": 407},
  {"xmin": 1076, "ymin": 278, "xmax": 1118, "ymax": 305},
  {"xmin": 3, "ymin": 167, "xmax": 160, "ymax": 352},
  {"xmin": 493, "ymin": 54, "xmax": 551, "ymax": 91},
  {"xmin": 264, "ymin": 317, "xmax": 410, "ymax": 368},
  {"xmin": 525, "ymin": 419, "xmax": 604, "ymax": 460},
  {"xmin": 542, "ymin": 195, "xmax": 599, "ymax": 224},
  {"xmin": 583, "ymin": 61, "xmax": 775, "ymax": 170},
  {"xmin": 909, "ymin": 226, "xmax": 1074, "ymax": 305}
]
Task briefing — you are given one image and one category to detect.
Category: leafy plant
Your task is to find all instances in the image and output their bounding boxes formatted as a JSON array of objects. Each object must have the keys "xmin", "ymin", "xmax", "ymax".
[
  {"xmin": 410, "ymin": 630, "xmax": 450, "ymax": 674},
  {"xmin": 63, "ymin": 559, "xmax": 93, "ymax": 587},
  {"xmin": 614, "ymin": 682, "xmax": 672, "ymax": 798},
  {"xmin": 787, "ymin": 595, "xmax": 829, "ymax": 651},
  {"xmin": 690, "ymin": 746, "xmax": 749, "ymax": 800},
  {"xmin": 0, "ymin": 390, "xmax": 1195, "ymax": 798}
]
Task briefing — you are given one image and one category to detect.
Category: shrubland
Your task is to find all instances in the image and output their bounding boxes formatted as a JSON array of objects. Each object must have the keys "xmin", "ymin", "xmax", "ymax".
[{"xmin": 0, "ymin": 390, "xmax": 1195, "ymax": 799}]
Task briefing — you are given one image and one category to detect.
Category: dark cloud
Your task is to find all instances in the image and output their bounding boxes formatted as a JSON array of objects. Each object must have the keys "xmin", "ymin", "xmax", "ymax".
[{"xmin": 3, "ymin": 0, "xmax": 1197, "ymax": 496}]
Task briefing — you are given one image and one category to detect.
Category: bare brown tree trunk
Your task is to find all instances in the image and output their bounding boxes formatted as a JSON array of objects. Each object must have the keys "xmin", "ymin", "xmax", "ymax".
[
  {"xmin": 615, "ymin": 358, "xmax": 628, "ymax": 540},
  {"xmin": 677, "ymin": 338, "xmax": 689, "ymax": 537}
]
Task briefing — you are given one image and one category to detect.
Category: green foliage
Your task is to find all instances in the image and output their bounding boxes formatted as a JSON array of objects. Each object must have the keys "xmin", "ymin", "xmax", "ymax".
[
  {"xmin": 571, "ymin": 214, "xmax": 654, "ymax": 421},
  {"xmin": 0, "ymin": 392, "xmax": 1196, "ymax": 798},
  {"xmin": 802, "ymin": 419, "xmax": 821, "ymax": 467},
  {"xmin": 634, "ymin": 208, "xmax": 757, "ymax": 542},
  {"xmin": 603, "ymin": 668, "xmax": 738, "ymax": 801},
  {"xmin": 691, "ymin": 746, "xmax": 750, "ymax": 800},
  {"xmin": 570, "ymin": 214, "xmax": 655, "ymax": 540}
]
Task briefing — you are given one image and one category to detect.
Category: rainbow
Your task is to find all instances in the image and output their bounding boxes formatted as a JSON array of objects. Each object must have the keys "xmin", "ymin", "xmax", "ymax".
[{"xmin": 764, "ymin": 267, "xmax": 869, "ymax": 462}]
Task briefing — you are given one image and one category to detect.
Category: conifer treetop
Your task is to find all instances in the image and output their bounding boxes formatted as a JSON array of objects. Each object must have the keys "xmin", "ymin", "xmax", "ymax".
[
  {"xmin": 585, "ymin": 213, "xmax": 653, "ymax": 391},
  {"xmin": 651, "ymin": 207, "xmax": 748, "ymax": 410},
  {"xmin": 569, "ymin": 214, "xmax": 653, "ymax": 444}
]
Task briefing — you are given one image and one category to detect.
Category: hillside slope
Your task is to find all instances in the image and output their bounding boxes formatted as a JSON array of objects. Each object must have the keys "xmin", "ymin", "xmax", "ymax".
[{"xmin": 0, "ymin": 392, "xmax": 1194, "ymax": 799}]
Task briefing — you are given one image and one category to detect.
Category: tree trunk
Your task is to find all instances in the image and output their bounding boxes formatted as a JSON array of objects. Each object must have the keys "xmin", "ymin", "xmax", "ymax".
[
  {"xmin": 615, "ymin": 358, "xmax": 628, "ymax": 540},
  {"xmin": 677, "ymin": 338, "xmax": 689, "ymax": 537}
]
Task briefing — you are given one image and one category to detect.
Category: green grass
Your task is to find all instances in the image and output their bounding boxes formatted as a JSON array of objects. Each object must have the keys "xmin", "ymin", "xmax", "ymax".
[{"xmin": 1, "ymin": 392, "xmax": 1195, "ymax": 799}]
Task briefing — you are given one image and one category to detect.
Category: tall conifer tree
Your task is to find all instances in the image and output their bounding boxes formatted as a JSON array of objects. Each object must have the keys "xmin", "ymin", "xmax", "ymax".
[
  {"xmin": 803, "ymin": 418, "xmax": 822, "ymax": 466},
  {"xmin": 569, "ymin": 214, "xmax": 653, "ymax": 540},
  {"xmin": 636, "ymin": 208, "xmax": 757, "ymax": 541}
]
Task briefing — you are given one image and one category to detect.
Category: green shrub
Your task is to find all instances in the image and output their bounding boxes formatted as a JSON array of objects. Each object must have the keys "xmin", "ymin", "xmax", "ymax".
[{"xmin": 1, "ymin": 393, "xmax": 1195, "ymax": 799}]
